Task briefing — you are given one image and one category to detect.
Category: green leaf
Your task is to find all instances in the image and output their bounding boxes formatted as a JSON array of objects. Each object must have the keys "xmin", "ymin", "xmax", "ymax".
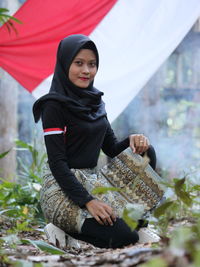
[
  {"xmin": 15, "ymin": 140, "xmax": 33, "ymax": 151},
  {"xmin": 92, "ymin": 186, "xmax": 121, "ymax": 195},
  {"xmin": 22, "ymin": 239, "xmax": 65, "ymax": 255},
  {"xmin": 1, "ymin": 14, "xmax": 13, "ymax": 19},
  {"xmin": 122, "ymin": 203, "xmax": 144, "ymax": 230},
  {"xmin": 191, "ymin": 185, "xmax": 200, "ymax": 191},
  {"xmin": 0, "ymin": 179, "xmax": 15, "ymax": 188},
  {"xmin": 174, "ymin": 177, "xmax": 185, "ymax": 191},
  {"xmin": 0, "ymin": 8, "xmax": 9, "ymax": 13},
  {"xmin": 0, "ymin": 8, "xmax": 22, "ymax": 24},
  {"xmin": 0, "ymin": 209, "xmax": 15, "ymax": 215},
  {"xmin": 8, "ymin": 16, "xmax": 22, "ymax": 24},
  {"xmin": 37, "ymin": 153, "xmax": 47, "ymax": 171},
  {"xmin": 122, "ymin": 208, "xmax": 138, "ymax": 230},
  {"xmin": 154, "ymin": 201, "xmax": 174, "ymax": 218},
  {"xmin": 0, "ymin": 150, "xmax": 11, "ymax": 159},
  {"xmin": 174, "ymin": 177, "xmax": 192, "ymax": 206},
  {"xmin": 178, "ymin": 191, "xmax": 192, "ymax": 206}
]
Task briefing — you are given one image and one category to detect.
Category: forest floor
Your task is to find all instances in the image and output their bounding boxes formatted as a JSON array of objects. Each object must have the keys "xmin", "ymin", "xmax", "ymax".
[
  {"xmin": 1, "ymin": 230, "xmax": 161, "ymax": 267},
  {"xmin": 0, "ymin": 218, "xmax": 191, "ymax": 267}
]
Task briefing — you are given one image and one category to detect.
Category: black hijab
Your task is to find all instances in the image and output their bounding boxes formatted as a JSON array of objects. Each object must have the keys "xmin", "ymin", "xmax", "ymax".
[{"xmin": 33, "ymin": 34, "xmax": 106, "ymax": 122}]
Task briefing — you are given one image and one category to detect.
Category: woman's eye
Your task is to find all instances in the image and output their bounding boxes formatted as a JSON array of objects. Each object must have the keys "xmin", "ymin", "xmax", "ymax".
[
  {"xmin": 90, "ymin": 62, "xmax": 96, "ymax": 67},
  {"xmin": 75, "ymin": 61, "xmax": 82, "ymax": 66}
]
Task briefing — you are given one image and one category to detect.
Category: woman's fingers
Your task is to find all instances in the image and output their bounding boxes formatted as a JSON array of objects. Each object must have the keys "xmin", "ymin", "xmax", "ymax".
[
  {"xmin": 104, "ymin": 206, "xmax": 117, "ymax": 225},
  {"xmin": 94, "ymin": 215, "xmax": 104, "ymax": 225},
  {"xmin": 85, "ymin": 199, "xmax": 116, "ymax": 226},
  {"xmin": 105, "ymin": 206, "xmax": 117, "ymax": 223},
  {"xmin": 97, "ymin": 206, "xmax": 114, "ymax": 226},
  {"xmin": 110, "ymin": 213, "xmax": 117, "ymax": 223},
  {"xmin": 100, "ymin": 211, "xmax": 114, "ymax": 226},
  {"xmin": 129, "ymin": 134, "xmax": 150, "ymax": 154},
  {"xmin": 136, "ymin": 136, "xmax": 149, "ymax": 154}
]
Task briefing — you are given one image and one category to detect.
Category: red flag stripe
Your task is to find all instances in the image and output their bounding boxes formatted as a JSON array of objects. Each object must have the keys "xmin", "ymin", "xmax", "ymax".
[
  {"xmin": 0, "ymin": 0, "xmax": 117, "ymax": 92},
  {"xmin": 43, "ymin": 128, "xmax": 64, "ymax": 136},
  {"xmin": 44, "ymin": 128, "xmax": 64, "ymax": 132}
]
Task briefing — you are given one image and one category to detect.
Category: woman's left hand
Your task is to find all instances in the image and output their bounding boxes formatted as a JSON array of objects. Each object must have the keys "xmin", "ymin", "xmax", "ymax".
[{"xmin": 129, "ymin": 134, "xmax": 150, "ymax": 154}]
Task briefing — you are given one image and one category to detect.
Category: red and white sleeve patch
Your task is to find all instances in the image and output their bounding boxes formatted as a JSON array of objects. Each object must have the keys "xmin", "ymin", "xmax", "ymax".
[{"xmin": 43, "ymin": 128, "xmax": 64, "ymax": 136}]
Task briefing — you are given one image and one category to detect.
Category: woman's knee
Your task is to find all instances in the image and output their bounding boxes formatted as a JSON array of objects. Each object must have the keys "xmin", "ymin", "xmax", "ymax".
[
  {"xmin": 146, "ymin": 145, "xmax": 156, "ymax": 170},
  {"xmin": 111, "ymin": 230, "xmax": 139, "ymax": 248},
  {"xmin": 81, "ymin": 217, "xmax": 139, "ymax": 249},
  {"xmin": 109, "ymin": 219, "xmax": 139, "ymax": 248}
]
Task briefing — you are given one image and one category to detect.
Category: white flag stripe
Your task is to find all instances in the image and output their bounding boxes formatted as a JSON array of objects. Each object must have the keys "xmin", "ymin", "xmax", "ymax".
[
  {"xmin": 32, "ymin": 74, "xmax": 53, "ymax": 99},
  {"xmin": 44, "ymin": 130, "xmax": 64, "ymax": 136},
  {"xmin": 32, "ymin": 0, "xmax": 200, "ymax": 122},
  {"xmin": 91, "ymin": 0, "xmax": 200, "ymax": 122}
]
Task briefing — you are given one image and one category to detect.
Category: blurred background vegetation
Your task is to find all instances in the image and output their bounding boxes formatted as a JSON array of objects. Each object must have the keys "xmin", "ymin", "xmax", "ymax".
[{"xmin": 112, "ymin": 28, "xmax": 200, "ymax": 180}]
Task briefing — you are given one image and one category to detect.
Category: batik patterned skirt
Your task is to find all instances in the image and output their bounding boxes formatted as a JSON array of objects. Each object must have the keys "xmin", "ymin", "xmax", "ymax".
[{"xmin": 40, "ymin": 148, "xmax": 165, "ymax": 234}]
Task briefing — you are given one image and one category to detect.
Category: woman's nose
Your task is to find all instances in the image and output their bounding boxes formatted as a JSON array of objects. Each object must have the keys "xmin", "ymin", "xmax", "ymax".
[{"xmin": 82, "ymin": 64, "xmax": 89, "ymax": 74}]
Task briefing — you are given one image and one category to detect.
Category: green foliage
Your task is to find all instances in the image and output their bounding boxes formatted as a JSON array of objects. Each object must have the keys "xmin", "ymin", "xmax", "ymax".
[
  {"xmin": 0, "ymin": 149, "xmax": 11, "ymax": 159},
  {"xmin": 22, "ymin": 239, "xmax": 65, "ymax": 255},
  {"xmin": 0, "ymin": 8, "xmax": 22, "ymax": 34},
  {"xmin": 0, "ymin": 178, "xmax": 41, "ymax": 230},
  {"xmin": 0, "ymin": 140, "xmax": 47, "ymax": 264},
  {"xmin": 152, "ymin": 176, "xmax": 200, "ymax": 236},
  {"xmin": 143, "ymin": 175, "xmax": 200, "ymax": 266},
  {"xmin": 0, "ymin": 140, "xmax": 47, "ymax": 232},
  {"xmin": 174, "ymin": 177, "xmax": 193, "ymax": 206},
  {"xmin": 169, "ymin": 219, "xmax": 200, "ymax": 267},
  {"xmin": 0, "ymin": 234, "xmax": 21, "ymax": 265},
  {"xmin": 16, "ymin": 140, "xmax": 46, "ymax": 184},
  {"xmin": 123, "ymin": 203, "xmax": 145, "ymax": 230},
  {"xmin": 0, "ymin": 252, "xmax": 12, "ymax": 266},
  {"xmin": 153, "ymin": 201, "xmax": 174, "ymax": 218},
  {"xmin": 97, "ymin": 173, "xmax": 200, "ymax": 266},
  {"xmin": 122, "ymin": 207, "xmax": 138, "ymax": 230}
]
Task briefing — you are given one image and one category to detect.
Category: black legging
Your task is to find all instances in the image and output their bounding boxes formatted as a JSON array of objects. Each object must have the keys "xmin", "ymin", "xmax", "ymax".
[
  {"xmin": 71, "ymin": 217, "xmax": 139, "ymax": 248},
  {"xmin": 70, "ymin": 146, "xmax": 156, "ymax": 248},
  {"xmin": 144, "ymin": 145, "xmax": 156, "ymax": 170}
]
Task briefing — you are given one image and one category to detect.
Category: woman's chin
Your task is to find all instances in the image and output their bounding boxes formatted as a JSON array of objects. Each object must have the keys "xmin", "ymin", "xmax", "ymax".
[{"xmin": 76, "ymin": 81, "xmax": 90, "ymax": 88}]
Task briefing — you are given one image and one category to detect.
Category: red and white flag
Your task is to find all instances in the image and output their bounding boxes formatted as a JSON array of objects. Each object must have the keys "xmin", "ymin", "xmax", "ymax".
[{"xmin": 0, "ymin": 0, "xmax": 200, "ymax": 121}]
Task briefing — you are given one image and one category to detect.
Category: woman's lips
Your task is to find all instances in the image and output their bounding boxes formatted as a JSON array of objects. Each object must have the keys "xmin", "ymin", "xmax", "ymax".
[{"xmin": 79, "ymin": 77, "xmax": 89, "ymax": 81}]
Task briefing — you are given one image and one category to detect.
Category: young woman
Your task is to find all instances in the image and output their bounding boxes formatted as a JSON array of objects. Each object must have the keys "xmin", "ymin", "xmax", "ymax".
[{"xmin": 33, "ymin": 34, "xmax": 162, "ymax": 249}]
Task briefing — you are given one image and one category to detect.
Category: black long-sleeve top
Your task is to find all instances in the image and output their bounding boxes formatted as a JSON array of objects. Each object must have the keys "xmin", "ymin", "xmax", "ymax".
[{"xmin": 41, "ymin": 100, "xmax": 130, "ymax": 208}]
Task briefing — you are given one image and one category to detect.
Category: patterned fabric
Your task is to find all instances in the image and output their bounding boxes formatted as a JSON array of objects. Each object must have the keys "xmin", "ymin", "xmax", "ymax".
[{"xmin": 40, "ymin": 148, "xmax": 165, "ymax": 234}]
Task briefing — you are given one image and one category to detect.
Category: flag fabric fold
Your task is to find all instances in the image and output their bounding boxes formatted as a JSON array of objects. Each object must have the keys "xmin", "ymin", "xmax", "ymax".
[
  {"xmin": 0, "ymin": 0, "xmax": 200, "ymax": 121},
  {"xmin": 0, "ymin": 0, "xmax": 117, "ymax": 92}
]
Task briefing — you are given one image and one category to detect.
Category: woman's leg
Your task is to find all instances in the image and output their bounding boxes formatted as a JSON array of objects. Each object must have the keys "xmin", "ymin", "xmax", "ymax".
[
  {"xmin": 138, "ymin": 145, "xmax": 157, "ymax": 229},
  {"xmin": 69, "ymin": 147, "xmax": 158, "ymax": 247},
  {"xmin": 70, "ymin": 218, "xmax": 139, "ymax": 248},
  {"xmin": 143, "ymin": 145, "xmax": 156, "ymax": 170}
]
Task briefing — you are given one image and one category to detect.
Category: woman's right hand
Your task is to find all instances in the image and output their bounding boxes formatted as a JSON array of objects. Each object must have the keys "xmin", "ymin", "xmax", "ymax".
[{"xmin": 85, "ymin": 199, "xmax": 116, "ymax": 226}]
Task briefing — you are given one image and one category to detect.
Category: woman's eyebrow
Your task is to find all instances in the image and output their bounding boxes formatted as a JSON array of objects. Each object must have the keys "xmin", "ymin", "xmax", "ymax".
[{"xmin": 74, "ymin": 57, "xmax": 96, "ymax": 61}]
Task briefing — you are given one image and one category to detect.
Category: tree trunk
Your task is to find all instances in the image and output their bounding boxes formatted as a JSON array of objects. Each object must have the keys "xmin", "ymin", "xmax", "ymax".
[{"xmin": 0, "ymin": 0, "xmax": 21, "ymax": 180}]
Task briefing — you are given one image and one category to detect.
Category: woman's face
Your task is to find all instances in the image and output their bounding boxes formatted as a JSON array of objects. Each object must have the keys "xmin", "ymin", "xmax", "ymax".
[{"xmin": 68, "ymin": 49, "xmax": 97, "ymax": 88}]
